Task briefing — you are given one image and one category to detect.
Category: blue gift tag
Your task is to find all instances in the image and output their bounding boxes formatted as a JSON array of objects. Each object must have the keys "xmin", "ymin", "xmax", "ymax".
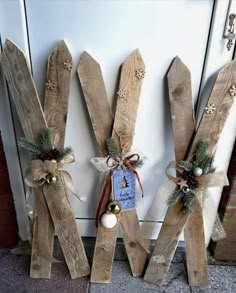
[{"xmin": 112, "ymin": 169, "xmax": 135, "ymax": 210}]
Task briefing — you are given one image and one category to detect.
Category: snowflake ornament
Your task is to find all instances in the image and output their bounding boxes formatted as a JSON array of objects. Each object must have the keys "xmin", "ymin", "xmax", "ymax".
[
  {"xmin": 63, "ymin": 60, "xmax": 73, "ymax": 71},
  {"xmin": 205, "ymin": 103, "xmax": 216, "ymax": 114},
  {"xmin": 117, "ymin": 89, "xmax": 128, "ymax": 98},
  {"xmin": 135, "ymin": 68, "xmax": 145, "ymax": 80},
  {"xmin": 229, "ymin": 85, "xmax": 236, "ymax": 96},
  {"xmin": 46, "ymin": 80, "xmax": 56, "ymax": 91}
]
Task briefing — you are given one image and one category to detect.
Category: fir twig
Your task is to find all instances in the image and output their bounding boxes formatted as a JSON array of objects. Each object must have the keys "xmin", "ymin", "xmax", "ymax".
[
  {"xmin": 178, "ymin": 160, "xmax": 193, "ymax": 172},
  {"xmin": 57, "ymin": 147, "xmax": 73, "ymax": 161},
  {"xmin": 182, "ymin": 191, "xmax": 196, "ymax": 213},
  {"xmin": 167, "ymin": 189, "xmax": 182, "ymax": 206},
  {"xmin": 40, "ymin": 128, "xmax": 53, "ymax": 151},
  {"xmin": 18, "ymin": 137, "xmax": 42, "ymax": 159},
  {"xmin": 106, "ymin": 137, "xmax": 120, "ymax": 158}
]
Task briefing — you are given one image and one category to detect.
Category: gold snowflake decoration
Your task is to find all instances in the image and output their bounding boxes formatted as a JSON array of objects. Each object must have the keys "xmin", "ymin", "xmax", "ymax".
[
  {"xmin": 229, "ymin": 85, "xmax": 236, "ymax": 96},
  {"xmin": 64, "ymin": 59, "xmax": 73, "ymax": 71},
  {"xmin": 117, "ymin": 89, "xmax": 128, "ymax": 98},
  {"xmin": 135, "ymin": 68, "xmax": 145, "ymax": 80},
  {"xmin": 205, "ymin": 103, "xmax": 216, "ymax": 114},
  {"xmin": 46, "ymin": 80, "xmax": 56, "ymax": 91}
]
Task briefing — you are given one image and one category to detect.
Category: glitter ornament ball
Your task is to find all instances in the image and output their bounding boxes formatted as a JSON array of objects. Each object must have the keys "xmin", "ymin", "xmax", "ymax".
[
  {"xmin": 193, "ymin": 167, "xmax": 203, "ymax": 177},
  {"xmin": 100, "ymin": 212, "xmax": 117, "ymax": 229},
  {"xmin": 107, "ymin": 201, "xmax": 121, "ymax": 215},
  {"xmin": 182, "ymin": 186, "xmax": 190, "ymax": 193}
]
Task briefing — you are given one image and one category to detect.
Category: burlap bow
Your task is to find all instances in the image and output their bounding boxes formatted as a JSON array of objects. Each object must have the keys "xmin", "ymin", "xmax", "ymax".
[
  {"xmin": 25, "ymin": 154, "xmax": 86, "ymax": 242},
  {"xmin": 141, "ymin": 161, "xmax": 229, "ymax": 244}
]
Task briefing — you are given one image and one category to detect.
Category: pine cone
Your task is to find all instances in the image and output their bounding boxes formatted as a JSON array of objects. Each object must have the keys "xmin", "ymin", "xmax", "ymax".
[
  {"xmin": 38, "ymin": 148, "xmax": 60, "ymax": 161},
  {"xmin": 183, "ymin": 171, "xmax": 199, "ymax": 190}
]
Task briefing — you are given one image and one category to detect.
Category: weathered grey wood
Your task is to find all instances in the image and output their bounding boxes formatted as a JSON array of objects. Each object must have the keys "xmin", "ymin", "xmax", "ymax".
[
  {"xmin": 144, "ymin": 58, "xmax": 236, "ymax": 285},
  {"xmin": 78, "ymin": 50, "xmax": 147, "ymax": 282},
  {"xmin": 113, "ymin": 49, "xmax": 148, "ymax": 276},
  {"xmin": 77, "ymin": 51, "xmax": 113, "ymax": 156},
  {"xmin": 2, "ymin": 39, "xmax": 90, "ymax": 279},
  {"xmin": 167, "ymin": 57, "xmax": 208, "ymax": 286},
  {"xmin": 44, "ymin": 40, "xmax": 72, "ymax": 149},
  {"xmin": 2, "ymin": 39, "xmax": 54, "ymax": 278},
  {"xmin": 78, "ymin": 52, "xmax": 118, "ymax": 283}
]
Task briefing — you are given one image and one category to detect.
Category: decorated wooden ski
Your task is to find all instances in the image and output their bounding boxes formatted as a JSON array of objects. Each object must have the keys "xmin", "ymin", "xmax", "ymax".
[
  {"xmin": 144, "ymin": 57, "xmax": 236, "ymax": 285},
  {"xmin": 2, "ymin": 39, "xmax": 90, "ymax": 279},
  {"xmin": 78, "ymin": 50, "xmax": 148, "ymax": 283}
]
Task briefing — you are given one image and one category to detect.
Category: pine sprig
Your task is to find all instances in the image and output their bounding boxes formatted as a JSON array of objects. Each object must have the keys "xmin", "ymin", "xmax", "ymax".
[
  {"xmin": 106, "ymin": 137, "xmax": 120, "ymax": 159},
  {"xmin": 18, "ymin": 137, "xmax": 42, "ymax": 159},
  {"xmin": 40, "ymin": 128, "xmax": 53, "ymax": 151},
  {"xmin": 167, "ymin": 189, "xmax": 182, "ymax": 207},
  {"xmin": 182, "ymin": 191, "xmax": 196, "ymax": 214},
  {"xmin": 178, "ymin": 160, "xmax": 193, "ymax": 172},
  {"xmin": 57, "ymin": 147, "xmax": 73, "ymax": 161}
]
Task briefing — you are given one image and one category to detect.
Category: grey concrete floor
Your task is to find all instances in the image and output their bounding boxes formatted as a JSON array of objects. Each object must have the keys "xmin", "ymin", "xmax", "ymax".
[{"xmin": 0, "ymin": 250, "xmax": 235, "ymax": 293}]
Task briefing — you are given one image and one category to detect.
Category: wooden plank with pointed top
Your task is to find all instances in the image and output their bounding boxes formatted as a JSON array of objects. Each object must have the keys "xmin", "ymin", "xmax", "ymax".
[
  {"xmin": 2, "ymin": 40, "xmax": 90, "ymax": 279},
  {"xmin": 44, "ymin": 40, "xmax": 72, "ymax": 149},
  {"xmin": 113, "ymin": 49, "xmax": 148, "ymax": 276},
  {"xmin": 78, "ymin": 52, "xmax": 118, "ymax": 283},
  {"xmin": 77, "ymin": 51, "xmax": 114, "ymax": 156},
  {"xmin": 167, "ymin": 57, "xmax": 208, "ymax": 286},
  {"xmin": 2, "ymin": 39, "xmax": 54, "ymax": 279},
  {"xmin": 144, "ymin": 58, "xmax": 236, "ymax": 285}
]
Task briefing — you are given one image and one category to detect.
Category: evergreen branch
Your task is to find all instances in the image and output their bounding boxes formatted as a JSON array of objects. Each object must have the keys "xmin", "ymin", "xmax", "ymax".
[
  {"xmin": 40, "ymin": 128, "xmax": 53, "ymax": 151},
  {"xmin": 178, "ymin": 160, "xmax": 193, "ymax": 172},
  {"xmin": 57, "ymin": 147, "xmax": 73, "ymax": 161},
  {"xmin": 183, "ymin": 191, "xmax": 196, "ymax": 213},
  {"xmin": 167, "ymin": 189, "xmax": 182, "ymax": 207},
  {"xmin": 106, "ymin": 137, "xmax": 120, "ymax": 158},
  {"xmin": 18, "ymin": 137, "xmax": 42, "ymax": 159}
]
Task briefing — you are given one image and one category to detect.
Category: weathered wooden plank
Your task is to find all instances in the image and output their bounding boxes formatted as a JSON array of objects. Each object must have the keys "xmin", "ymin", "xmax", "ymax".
[
  {"xmin": 113, "ymin": 49, "xmax": 148, "ymax": 276},
  {"xmin": 167, "ymin": 57, "xmax": 207, "ymax": 286},
  {"xmin": 78, "ymin": 52, "xmax": 118, "ymax": 283},
  {"xmin": 44, "ymin": 40, "xmax": 72, "ymax": 149},
  {"xmin": 2, "ymin": 39, "xmax": 54, "ymax": 279},
  {"xmin": 2, "ymin": 39, "xmax": 47, "ymax": 139},
  {"xmin": 167, "ymin": 56, "xmax": 195, "ymax": 162},
  {"xmin": 3, "ymin": 40, "xmax": 90, "ymax": 279},
  {"xmin": 112, "ymin": 49, "xmax": 144, "ymax": 152},
  {"xmin": 144, "ymin": 58, "xmax": 236, "ymax": 285},
  {"xmin": 77, "ymin": 51, "xmax": 113, "ymax": 156}
]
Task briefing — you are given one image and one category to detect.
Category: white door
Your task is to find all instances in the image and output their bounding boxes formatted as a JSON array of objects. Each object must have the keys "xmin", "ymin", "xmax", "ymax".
[{"xmin": 1, "ymin": 0, "xmax": 235, "ymax": 241}]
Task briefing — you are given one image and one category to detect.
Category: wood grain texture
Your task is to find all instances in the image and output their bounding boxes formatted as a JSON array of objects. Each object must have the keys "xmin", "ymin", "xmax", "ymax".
[
  {"xmin": 44, "ymin": 40, "xmax": 72, "ymax": 149},
  {"xmin": 77, "ymin": 51, "xmax": 113, "ymax": 156},
  {"xmin": 119, "ymin": 209, "xmax": 148, "ymax": 277},
  {"xmin": 144, "ymin": 58, "xmax": 236, "ymax": 285},
  {"xmin": 78, "ymin": 50, "xmax": 147, "ymax": 282},
  {"xmin": 2, "ymin": 40, "xmax": 90, "ymax": 279},
  {"xmin": 114, "ymin": 50, "xmax": 148, "ymax": 276},
  {"xmin": 168, "ymin": 57, "xmax": 207, "ymax": 286},
  {"xmin": 2, "ymin": 39, "xmax": 53, "ymax": 279},
  {"xmin": 78, "ymin": 52, "xmax": 118, "ymax": 283},
  {"xmin": 167, "ymin": 56, "xmax": 195, "ymax": 162},
  {"xmin": 112, "ymin": 49, "xmax": 145, "ymax": 152}
]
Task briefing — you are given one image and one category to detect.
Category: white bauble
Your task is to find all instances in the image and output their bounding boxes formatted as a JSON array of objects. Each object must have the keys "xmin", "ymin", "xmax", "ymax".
[
  {"xmin": 193, "ymin": 167, "xmax": 203, "ymax": 177},
  {"xmin": 100, "ymin": 212, "xmax": 117, "ymax": 229}
]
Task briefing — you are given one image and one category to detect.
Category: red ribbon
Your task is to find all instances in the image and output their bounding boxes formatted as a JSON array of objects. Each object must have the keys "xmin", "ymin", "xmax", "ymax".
[{"xmin": 95, "ymin": 154, "xmax": 144, "ymax": 227}]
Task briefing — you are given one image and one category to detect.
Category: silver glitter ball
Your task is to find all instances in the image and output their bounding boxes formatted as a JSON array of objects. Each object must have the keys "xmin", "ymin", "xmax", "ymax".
[
  {"xmin": 182, "ymin": 186, "xmax": 190, "ymax": 193},
  {"xmin": 193, "ymin": 167, "xmax": 203, "ymax": 177}
]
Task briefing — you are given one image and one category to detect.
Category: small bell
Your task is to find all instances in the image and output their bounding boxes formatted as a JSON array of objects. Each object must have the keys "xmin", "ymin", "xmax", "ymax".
[
  {"xmin": 46, "ymin": 175, "xmax": 57, "ymax": 184},
  {"xmin": 193, "ymin": 167, "xmax": 203, "ymax": 177},
  {"xmin": 100, "ymin": 212, "xmax": 117, "ymax": 229},
  {"xmin": 182, "ymin": 186, "xmax": 190, "ymax": 194},
  {"xmin": 107, "ymin": 201, "xmax": 121, "ymax": 215}
]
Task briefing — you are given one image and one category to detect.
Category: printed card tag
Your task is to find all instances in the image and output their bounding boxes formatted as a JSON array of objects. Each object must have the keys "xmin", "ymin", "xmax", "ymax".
[{"xmin": 112, "ymin": 169, "xmax": 135, "ymax": 210}]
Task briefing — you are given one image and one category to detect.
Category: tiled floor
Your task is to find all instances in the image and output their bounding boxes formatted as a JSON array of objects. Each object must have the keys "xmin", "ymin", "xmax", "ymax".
[{"xmin": 0, "ymin": 250, "xmax": 235, "ymax": 293}]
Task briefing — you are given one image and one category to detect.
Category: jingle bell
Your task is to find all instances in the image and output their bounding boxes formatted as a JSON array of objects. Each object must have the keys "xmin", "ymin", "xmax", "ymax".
[
  {"xmin": 107, "ymin": 201, "xmax": 121, "ymax": 215},
  {"xmin": 193, "ymin": 167, "xmax": 203, "ymax": 177},
  {"xmin": 46, "ymin": 175, "xmax": 57, "ymax": 184},
  {"xmin": 100, "ymin": 212, "xmax": 117, "ymax": 229}
]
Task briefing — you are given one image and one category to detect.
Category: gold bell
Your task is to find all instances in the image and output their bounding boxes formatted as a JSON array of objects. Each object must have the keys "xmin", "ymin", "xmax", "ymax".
[{"xmin": 107, "ymin": 201, "xmax": 121, "ymax": 215}]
